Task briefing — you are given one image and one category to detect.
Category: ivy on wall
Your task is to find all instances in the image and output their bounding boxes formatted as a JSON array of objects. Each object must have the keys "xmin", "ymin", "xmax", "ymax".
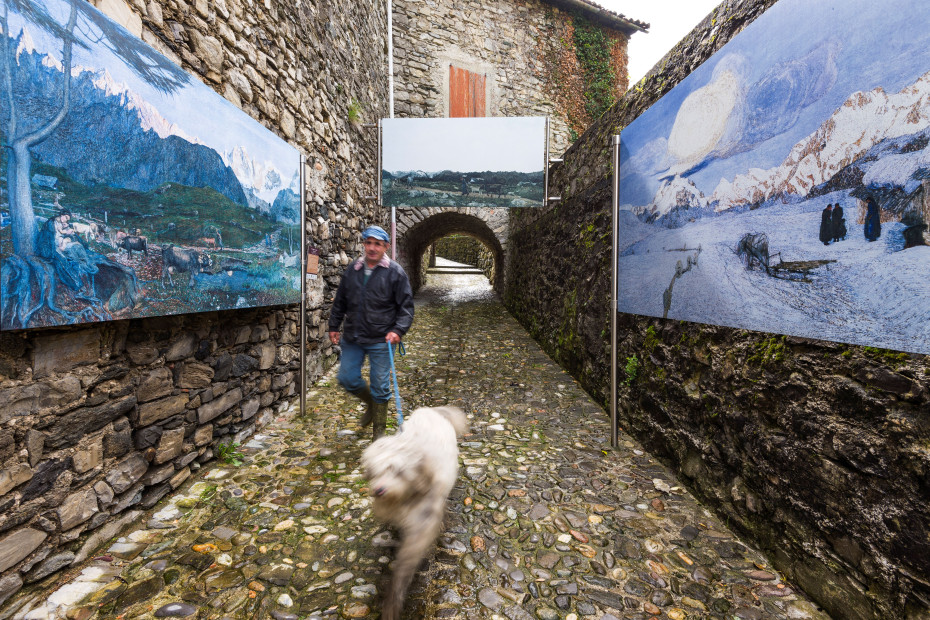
[
  {"xmin": 571, "ymin": 14, "xmax": 616, "ymax": 120},
  {"xmin": 534, "ymin": 8, "xmax": 624, "ymax": 141}
]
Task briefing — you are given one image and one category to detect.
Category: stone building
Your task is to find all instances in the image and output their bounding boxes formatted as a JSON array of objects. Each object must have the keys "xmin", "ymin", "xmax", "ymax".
[
  {"xmin": 391, "ymin": 0, "xmax": 647, "ymax": 290},
  {"xmin": 392, "ymin": 0, "xmax": 646, "ymax": 150}
]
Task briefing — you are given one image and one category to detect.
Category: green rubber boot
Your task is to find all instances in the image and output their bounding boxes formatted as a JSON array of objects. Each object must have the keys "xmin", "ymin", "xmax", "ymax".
[
  {"xmin": 371, "ymin": 402, "xmax": 389, "ymax": 440},
  {"xmin": 350, "ymin": 386, "xmax": 375, "ymax": 427}
]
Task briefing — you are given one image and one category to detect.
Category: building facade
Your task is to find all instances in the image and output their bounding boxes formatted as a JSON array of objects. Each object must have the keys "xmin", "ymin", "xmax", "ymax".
[{"xmin": 391, "ymin": 0, "xmax": 646, "ymax": 290}]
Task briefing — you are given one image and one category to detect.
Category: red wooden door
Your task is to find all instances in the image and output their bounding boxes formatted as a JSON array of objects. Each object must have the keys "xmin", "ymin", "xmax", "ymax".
[{"xmin": 449, "ymin": 65, "xmax": 486, "ymax": 117}]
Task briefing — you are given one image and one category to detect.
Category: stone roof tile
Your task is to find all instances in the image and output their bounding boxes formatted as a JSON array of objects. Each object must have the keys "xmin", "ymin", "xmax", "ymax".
[{"xmin": 542, "ymin": 0, "xmax": 650, "ymax": 33}]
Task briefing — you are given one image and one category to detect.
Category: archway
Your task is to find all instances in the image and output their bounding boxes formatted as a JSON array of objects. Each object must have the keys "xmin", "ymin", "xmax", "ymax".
[{"xmin": 394, "ymin": 208, "xmax": 507, "ymax": 293}]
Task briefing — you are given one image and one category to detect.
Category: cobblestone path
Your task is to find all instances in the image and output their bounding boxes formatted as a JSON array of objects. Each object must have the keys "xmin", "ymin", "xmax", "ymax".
[{"xmin": 5, "ymin": 276, "xmax": 830, "ymax": 620}]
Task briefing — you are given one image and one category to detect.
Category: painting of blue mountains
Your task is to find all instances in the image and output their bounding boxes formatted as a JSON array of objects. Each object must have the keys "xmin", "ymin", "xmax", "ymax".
[
  {"xmin": 382, "ymin": 117, "xmax": 547, "ymax": 209},
  {"xmin": 0, "ymin": 0, "xmax": 301, "ymax": 330},
  {"xmin": 618, "ymin": 0, "xmax": 930, "ymax": 355}
]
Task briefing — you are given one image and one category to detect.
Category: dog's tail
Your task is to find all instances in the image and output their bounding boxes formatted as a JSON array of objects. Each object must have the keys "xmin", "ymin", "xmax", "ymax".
[{"xmin": 431, "ymin": 406, "xmax": 469, "ymax": 437}]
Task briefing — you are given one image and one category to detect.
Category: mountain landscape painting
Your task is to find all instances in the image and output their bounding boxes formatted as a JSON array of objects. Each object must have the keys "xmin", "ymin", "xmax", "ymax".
[
  {"xmin": 618, "ymin": 0, "xmax": 930, "ymax": 355},
  {"xmin": 0, "ymin": 0, "xmax": 301, "ymax": 330},
  {"xmin": 382, "ymin": 117, "xmax": 546, "ymax": 209}
]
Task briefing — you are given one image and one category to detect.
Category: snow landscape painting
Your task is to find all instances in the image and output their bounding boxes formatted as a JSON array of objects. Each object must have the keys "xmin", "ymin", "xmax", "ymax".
[
  {"xmin": 382, "ymin": 117, "xmax": 546, "ymax": 209},
  {"xmin": 0, "ymin": 0, "xmax": 301, "ymax": 330},
  {"xmin": 619, "ymin": 0, "xmax": 930, "ymax": 354}
]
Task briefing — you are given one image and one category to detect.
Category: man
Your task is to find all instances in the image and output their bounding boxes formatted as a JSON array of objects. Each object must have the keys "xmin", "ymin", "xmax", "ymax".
[{"xmin": 329, "ymin": 225, "xmax": 414, "ymax": 439}]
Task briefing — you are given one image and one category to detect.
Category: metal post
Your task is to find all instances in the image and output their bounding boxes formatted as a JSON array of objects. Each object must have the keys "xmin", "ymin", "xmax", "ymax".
[
  {"xmin": 386, "ymin": 0, "xmax": 396, "ymax": 258},
  {"xmin": 610, "ymin": 135, "xmax": 621, "ymax": 448},
  {"xmin": 380, "ymin": 122, "xmax": 395, "ymax": 259},
  {"xmin": 299, "ymin": 154, "xmax": 307, "ymax": 415},
  {"xmin": 387, "ymin": 0, "xmax": 394, "ymax": 120},
  {"xmin": 544, "ymin": 117, "xmax": 550, "ymax": 205}
]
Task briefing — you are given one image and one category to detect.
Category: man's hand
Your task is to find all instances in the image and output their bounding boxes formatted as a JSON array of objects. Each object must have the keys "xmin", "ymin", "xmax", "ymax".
[
  {"xmin": 329, "ymin": 331, "xmax": 340, "ymax": 345},
  {"xmin": 385, "ymin": 331, "xmax": 401, "ymax": 345}
]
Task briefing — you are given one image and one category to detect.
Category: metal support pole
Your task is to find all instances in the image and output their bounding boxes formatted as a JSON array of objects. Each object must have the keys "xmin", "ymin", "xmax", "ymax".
[
  {"xmin": 387, "ymin": 0, "xmax": 394, "ymax": 120},
  {"xmin": 299, "ymin": 155, "xmax": 307, "ymax": 415},
  {"xmin": 379, "ymin": 121, "xmax": 394, "ymax": 259},
  {"xmin": 610, "ymin": 135, "xmax": 621, "ymax": 448},
  {"xmin": 386, "ymin": 0, "xmax": 396, "ymax": 259},
  {"xmin": 544, "ymin": 117, "xmax": 551, "ymax": 205}
]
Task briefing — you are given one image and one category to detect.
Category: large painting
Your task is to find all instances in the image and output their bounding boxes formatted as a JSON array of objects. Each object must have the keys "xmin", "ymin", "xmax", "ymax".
[
  {"xmin": 619, "ymin": 0, "xmax": 930, "ymax": 354},
  {"xmin": 0, "ymin": 0, "xmax": 302, "ymax": 330},
  {"xmin": 381, "ymin": 117, "xmax": 547, "ymax": 209}
]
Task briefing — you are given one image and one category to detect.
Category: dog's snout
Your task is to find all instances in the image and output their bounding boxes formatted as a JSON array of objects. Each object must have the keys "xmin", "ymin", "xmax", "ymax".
[{"xmin": 374, "ymin": 486, "xmax": 386, "ymax": 497}]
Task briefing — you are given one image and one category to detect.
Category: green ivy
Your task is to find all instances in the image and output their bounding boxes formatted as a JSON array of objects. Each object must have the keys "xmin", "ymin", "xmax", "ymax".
[{"xmin": 572, "ymin": 14, "xmax": 616, "ymax": 120}]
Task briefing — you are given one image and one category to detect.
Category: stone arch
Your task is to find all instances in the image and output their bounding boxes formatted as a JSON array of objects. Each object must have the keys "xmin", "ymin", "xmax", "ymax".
[{"xmin": 394, "ymin": 207, "xmax": 508, "ymax": 293}]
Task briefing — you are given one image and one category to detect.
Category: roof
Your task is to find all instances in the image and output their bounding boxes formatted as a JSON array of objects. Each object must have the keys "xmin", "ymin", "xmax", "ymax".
[{"xmin": 542, "ymin": 0, "xmax": 649, "ymax": 34}]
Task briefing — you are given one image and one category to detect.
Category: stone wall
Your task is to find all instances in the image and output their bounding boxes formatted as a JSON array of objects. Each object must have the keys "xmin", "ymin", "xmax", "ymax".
[
  {"xmin": 434, "ymin": 234, "xmax": 494, "ymax": 276},
  {"xmin": 392, "ymin": 0, "xmax": 634, "ymax": 156},
  {"xmin": 504, "ymin": 1, "xmax": 930, "ymax": 619},
  {"xmin": 0, "ymin": 0, "xmax": 388, "ymax": 606},
  {"xmin": 395, "ymin": 206, "xmax": 508, "ymax": 292}
]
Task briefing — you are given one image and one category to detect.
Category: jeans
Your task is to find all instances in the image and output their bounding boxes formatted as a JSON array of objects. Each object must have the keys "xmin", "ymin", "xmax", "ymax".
[{"xmin": 337, "ymin": 340, "xmax": 392, "ymax": 403}]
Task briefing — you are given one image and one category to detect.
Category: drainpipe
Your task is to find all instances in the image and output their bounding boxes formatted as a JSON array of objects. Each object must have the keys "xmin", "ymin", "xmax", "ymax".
[{"xmin": 387, "ymin": 0, "xmax": 396, "ymax": 259}]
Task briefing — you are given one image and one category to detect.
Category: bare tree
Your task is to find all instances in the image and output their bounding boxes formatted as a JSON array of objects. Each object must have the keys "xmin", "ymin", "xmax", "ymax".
[
  {"xmin": 0, "ymin": 0, "xmax": 190, "ymax": 327},
  {"xmin": 1, "ymin": 0, "xmax": 189, "ymax": 256}
]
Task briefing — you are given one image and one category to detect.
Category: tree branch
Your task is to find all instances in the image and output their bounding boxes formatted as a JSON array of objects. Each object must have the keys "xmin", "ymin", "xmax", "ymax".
[{"xmin": 20, "ymin": 1, "xmax": 76, "ymax": 148}]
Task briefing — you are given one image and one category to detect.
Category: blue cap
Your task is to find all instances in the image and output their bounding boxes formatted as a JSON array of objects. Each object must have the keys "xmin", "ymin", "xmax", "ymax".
[{"xmin": 362, "ymin": 225, "xmax": 390, "ymax": 242}]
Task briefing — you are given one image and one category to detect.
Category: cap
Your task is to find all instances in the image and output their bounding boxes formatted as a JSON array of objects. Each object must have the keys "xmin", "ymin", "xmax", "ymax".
[{"xmin": 362, "ymin": 225, "xmax": 390, "ymax": 242}]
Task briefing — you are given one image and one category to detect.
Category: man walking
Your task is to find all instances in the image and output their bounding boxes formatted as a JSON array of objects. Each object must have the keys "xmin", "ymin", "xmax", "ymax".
[{"xmin": 329, "ymin": 226, "xmax": 414, "ymax": 439}]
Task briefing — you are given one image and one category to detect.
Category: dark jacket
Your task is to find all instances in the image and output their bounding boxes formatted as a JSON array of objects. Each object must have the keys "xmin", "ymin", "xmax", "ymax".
[
  {"xmin": 329, "ymin": 256, "xmax": 414, "ymax": 344},
  {"xmin": 819, "ymin": 206, "xmax": 833, "ymax": 244},
  {"xmin": 832, "ymin": 205, "xmax": 846, "ymax": 241}
]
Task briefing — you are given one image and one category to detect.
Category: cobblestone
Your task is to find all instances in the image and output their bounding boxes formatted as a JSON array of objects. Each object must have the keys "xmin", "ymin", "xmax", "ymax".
[{"xmin": 2, "ymin": 274, "xmax": 830, "ymax": 620}]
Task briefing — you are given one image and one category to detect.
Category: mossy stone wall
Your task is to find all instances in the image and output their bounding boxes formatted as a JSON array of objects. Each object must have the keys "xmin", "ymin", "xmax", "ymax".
[{"xmin": 505, "ymin": 1, "xmax": 930, "ymax": 618}]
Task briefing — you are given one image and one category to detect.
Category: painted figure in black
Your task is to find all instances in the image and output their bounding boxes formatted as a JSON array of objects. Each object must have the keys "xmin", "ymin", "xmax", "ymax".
[
  {"xmin": 864, "ymin": 197, "xmax": 882, "ymax": 242},
  {"xmin": 820, "ymin": 203, "xmax": 833, "ymax": 245},
  {"xmin": 832, "ymin": 202, "xmax": 846, "ymax": 242}
]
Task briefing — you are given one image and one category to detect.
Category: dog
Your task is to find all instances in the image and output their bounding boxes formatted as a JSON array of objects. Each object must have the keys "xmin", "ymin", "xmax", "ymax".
[{"xmin": 361, "ymin": 406, "xmax": 468, "ymax": 620}]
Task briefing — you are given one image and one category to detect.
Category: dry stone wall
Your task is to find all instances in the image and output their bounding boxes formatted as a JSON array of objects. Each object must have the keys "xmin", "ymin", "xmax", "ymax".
[
  {"xmin": 434, "ymin": 234, "xmax": 494, "ymax": 276},
  {"xmin": 0, "ymin": 0, "xmax": 388, "ymax": 606},
  {"xmin": 505, "ymin": 1, "xmax": 930, "ymax": 619}
]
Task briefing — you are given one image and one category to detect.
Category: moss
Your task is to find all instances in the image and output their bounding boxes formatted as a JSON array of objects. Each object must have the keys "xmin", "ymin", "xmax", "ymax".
[
  {"xmin": 643, "ymin": 325, "xmax": 659, "ymax": 352},
  {"xmin": 623, "ymin": 354, "xmax": 639, "ymax": 386},
  {"xmin": 580, "ymin": 222, "xmax": 597, "ymax": 250},
  {"xmin": 748, "ymin": 336, "xmax": 787, "ymax": 367},
  {"xmin": 863, "ymin": 346, "xmax": 909, "ymax": 367}
]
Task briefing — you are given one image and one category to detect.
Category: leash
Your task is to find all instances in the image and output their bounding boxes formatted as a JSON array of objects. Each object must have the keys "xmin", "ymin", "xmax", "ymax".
[{"xmin": 387, "ymin": 341, "xmax": 406, "ymax": 426}]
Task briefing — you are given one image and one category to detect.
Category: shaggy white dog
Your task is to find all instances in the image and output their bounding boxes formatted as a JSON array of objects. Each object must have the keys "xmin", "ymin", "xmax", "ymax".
[{"xmin": 361, "ymin": 406, "xmax": 468, "ymax": 620}]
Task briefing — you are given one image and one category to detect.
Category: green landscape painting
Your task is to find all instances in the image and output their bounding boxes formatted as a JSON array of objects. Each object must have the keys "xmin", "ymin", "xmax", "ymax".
[
  {"xmin": 0, "ymin": 0, "xmax": 301, "ymax": 330},
  {"xmin": 381, "ymin": 117, "xmax": 547, "ymax": 209}
]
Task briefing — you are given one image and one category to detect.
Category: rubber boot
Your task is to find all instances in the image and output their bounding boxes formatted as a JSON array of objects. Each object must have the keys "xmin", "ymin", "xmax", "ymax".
[
  {"xmin": 371, "ymin": 402, "xmax": 388, "ymax": 440},
  {"xmin": 350, "ymin": 386, "xmax": 375, "ymax": 427}
]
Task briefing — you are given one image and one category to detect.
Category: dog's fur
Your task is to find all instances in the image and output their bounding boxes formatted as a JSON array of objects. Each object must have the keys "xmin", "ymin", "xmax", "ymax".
[{"xmin": 361, "ymin": 406, "xmax": 468, "ymax": 620}]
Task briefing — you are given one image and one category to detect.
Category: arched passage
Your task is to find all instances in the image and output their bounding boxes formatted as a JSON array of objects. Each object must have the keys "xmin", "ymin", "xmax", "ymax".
[{"xmin": 394, "ymin": 208, "xmax": 507, "ymax": 293}]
